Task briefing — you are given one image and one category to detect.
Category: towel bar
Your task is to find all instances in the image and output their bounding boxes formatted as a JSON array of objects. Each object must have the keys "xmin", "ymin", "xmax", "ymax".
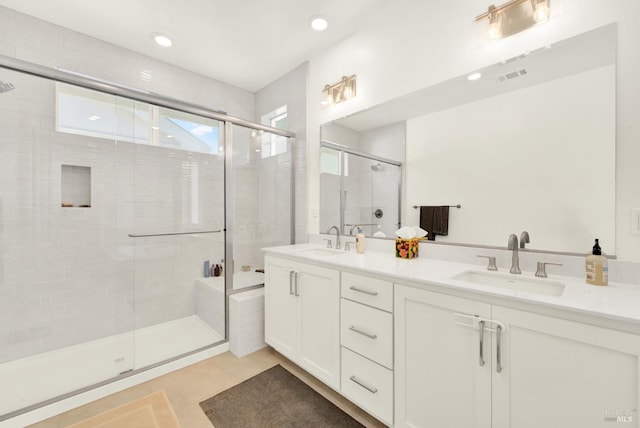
[{"xmin": 412, "ymin": 204, "xmax": 461, "ymax": 209}]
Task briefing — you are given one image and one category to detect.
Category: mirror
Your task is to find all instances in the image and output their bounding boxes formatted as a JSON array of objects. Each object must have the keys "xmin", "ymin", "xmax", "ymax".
[{"xmin": 321, "ymin": 24, "xmax": 616, "ymax": 254}]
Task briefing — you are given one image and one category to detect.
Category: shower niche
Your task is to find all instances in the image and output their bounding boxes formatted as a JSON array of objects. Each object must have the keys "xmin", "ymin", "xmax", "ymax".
[{"xmin": 61, "ymin": 164, "xmax": 91, "ymax": 207}]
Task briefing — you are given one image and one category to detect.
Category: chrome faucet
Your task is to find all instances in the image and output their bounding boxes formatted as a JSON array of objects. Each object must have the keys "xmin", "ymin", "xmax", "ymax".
[
  {"xmin": 508, "ymin": 234, "xmax": 521, "ymax": 274},
  {"xmin": 349, "ymin": 224, "xmax": 360, "ymax": 235},
  {"xmin": 520, "ymin": 231, "xmax": 530, "ymax": 249},
  {"xmin": 326, "ymin": 225, "xmax": 341, "ymax": 249}
]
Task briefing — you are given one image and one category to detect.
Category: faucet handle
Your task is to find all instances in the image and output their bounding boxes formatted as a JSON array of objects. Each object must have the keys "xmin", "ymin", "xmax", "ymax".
[
  {"xmin": 477, "ymin": 255, "xmax": 498, "ymax": 271},
  {"xmin": 323, "ymin": 239, "xmax": 333, "ymax": 249},
  {"xmin": 535, "ymin": 262, "xmax": 562, "ymax": 278}
]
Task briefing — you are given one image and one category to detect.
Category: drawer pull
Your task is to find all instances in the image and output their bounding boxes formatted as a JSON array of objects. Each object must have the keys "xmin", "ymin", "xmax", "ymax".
[
  {"xmin": 349, "ymin": 286, "xmax": 378, "ymax": 296},
  {"xmin": 349, "ymin": 375, "xmax": 378, "ymax": 394},
  {"xmin": 348, "ymin": 325, "xmax": 377, "ymax": 339}
]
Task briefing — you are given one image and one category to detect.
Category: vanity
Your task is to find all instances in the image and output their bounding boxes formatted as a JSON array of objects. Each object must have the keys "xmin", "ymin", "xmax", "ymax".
[{"xmin": 264, "ymin": 241, "xmax": 640, "ymax": 428}]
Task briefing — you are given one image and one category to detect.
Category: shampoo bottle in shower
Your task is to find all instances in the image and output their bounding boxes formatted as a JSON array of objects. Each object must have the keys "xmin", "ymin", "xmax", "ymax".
[
  {"xmin": 586, "ymin": 239, "xmax": 608, "ymax": 286},
  {"xmin": 373, "ymin": 225, "xmax": 386, "ymax": 238},
  {"xmin": 356, "ymin": 227, "xmax": 366, "ymax": 254},
  {"xmin": 204, "ymin": 260, "xmax": 211, "ymax": 278}
]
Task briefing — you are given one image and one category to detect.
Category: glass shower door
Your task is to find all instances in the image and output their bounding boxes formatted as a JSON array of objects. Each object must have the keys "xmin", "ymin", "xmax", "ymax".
[
  {"xmin": 230, "ymin": 124, "xmax": 293, "ymax": 292},
  {"xmin": 127, "ymin": 106, "xmax": 226, "ymax": 370},
  {"xmin": 0, "ymin": 71, "xmax": 136, "ymax": 417}
]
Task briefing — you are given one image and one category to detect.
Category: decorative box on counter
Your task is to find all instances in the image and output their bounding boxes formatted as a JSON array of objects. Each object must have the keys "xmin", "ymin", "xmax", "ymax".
[{"xmin": 395, "ymin": 238, "xmax": 420, "ymax": 259}]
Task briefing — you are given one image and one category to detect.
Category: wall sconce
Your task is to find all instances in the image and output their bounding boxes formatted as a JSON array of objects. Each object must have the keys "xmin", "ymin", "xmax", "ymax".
[
  {"xmin": 476, "ymin": 0, "xmax": 550, "ymax": 42},
  {"xmin": 321, "ymin": 75, "xmax": 357, "ymax": 106}
]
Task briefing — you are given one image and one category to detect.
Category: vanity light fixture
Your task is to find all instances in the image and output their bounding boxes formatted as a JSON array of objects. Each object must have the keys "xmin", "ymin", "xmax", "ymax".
[
  {"xmin": 321, "ymin": 75, "xmax": 357, "ymax": 106},
  {"xmin": 476, "ymin": 0, "xmax": 550, "ymax": 41},
  {"xmin": 152, "ymin": 32, "xmax": 173, "ymax": 47}
]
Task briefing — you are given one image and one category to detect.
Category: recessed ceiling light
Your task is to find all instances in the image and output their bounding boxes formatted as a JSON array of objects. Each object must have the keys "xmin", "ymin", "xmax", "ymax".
[
  {"xmin": 88, "ymin": 115, "xmax": 100, "ymax": 121},
  {"xmin": 309, "ymin": 15, "xmax": 328, "ymax": 32},
  {"xmin": 152, "ymin": 33, "xmax": 173, "ymax": 47},
  {"xmin": 467, "ymin": 72, "xmax": 482, "ymax": 81}
]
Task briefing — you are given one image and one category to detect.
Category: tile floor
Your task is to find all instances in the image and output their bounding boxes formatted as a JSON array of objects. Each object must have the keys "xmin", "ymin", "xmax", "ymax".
[{"xmin": 28, "ymin": 347, "xmax": 386, "ymax": 428}]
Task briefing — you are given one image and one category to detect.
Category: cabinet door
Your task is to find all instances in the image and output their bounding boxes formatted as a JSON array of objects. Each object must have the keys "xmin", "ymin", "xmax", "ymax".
[
  {"xmin": 492, "ymin": 306, "xmax": 640, "ymax": 428},
  {"xmin": 264, "ymin": 256, "xmax": 297, "ymax": 360},
  {"xmin": 297, "ymin": 263, "xmax": 341, "ymax": 389},
  {"xmin": 395, "ymin": 285, "xmax": 492, "ymax": 428}
]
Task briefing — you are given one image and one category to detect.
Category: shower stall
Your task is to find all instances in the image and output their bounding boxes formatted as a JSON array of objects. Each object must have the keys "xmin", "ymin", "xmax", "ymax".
[
  {"xmin": 0, "ymin": 58, "xmax": 295, "ymax": 420},
  {"xmin": 320, "ymin": 141, "xmax": 401, "ymax": 238}
]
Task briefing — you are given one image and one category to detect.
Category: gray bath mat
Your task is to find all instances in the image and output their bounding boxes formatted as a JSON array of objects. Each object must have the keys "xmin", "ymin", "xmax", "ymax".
[{"xmin": 199, "ymin": 364, "xmax": 364, "ymax": 427}]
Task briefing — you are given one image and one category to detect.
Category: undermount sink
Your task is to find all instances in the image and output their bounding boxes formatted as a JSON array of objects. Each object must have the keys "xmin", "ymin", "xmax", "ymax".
[
  {"xmin": 295, "ymin": 248, "xmax": 344, "ymax": 257},
  {"xmin": 453, "ymin": 270, "xmax": 565, "ymax": 297}
]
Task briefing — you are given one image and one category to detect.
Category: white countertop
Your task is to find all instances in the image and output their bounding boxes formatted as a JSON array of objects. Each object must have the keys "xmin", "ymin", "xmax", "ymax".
[{"xmin": 263, "ymin": 243, "xmax": 640, "ymax": 327}]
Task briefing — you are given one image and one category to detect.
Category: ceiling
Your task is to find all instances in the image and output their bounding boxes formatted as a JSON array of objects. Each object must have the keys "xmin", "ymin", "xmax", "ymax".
[{"xmin": 0, "ymin": 0, "xmax": 391, "ymax": 92}]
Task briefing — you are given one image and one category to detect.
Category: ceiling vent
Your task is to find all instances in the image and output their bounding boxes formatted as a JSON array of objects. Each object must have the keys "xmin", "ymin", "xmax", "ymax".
[
  {"xmin": 503, "ymin": 53, "xmax": 529, "ymax": 64},
  {"xmin": 498, "ymin": 69, "xmax": 528, "ymax": 82}
]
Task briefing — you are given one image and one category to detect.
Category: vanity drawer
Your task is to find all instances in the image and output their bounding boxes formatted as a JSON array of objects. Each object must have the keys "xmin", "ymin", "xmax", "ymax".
[
  {"xmin": 341, "ymin": 299, "xmax": 393, "ymax": 369},
  {"xmin": 341, "ymin": 272, "xmax": 393, "ymax": 312},
  {"xmin": 341, "ymin": 347, "xmax": 393, "ymax": 426}
]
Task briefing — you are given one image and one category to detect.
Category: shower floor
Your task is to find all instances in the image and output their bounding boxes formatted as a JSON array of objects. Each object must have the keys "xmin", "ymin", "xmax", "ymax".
[{"xmin": 0, "ymin": 315, "xmax": 223, "ymax": 417}]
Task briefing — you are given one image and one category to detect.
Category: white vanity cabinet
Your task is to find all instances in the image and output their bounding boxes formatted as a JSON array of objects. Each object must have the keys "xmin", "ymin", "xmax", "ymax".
[
  {"xmin": 491, "ymin": 305, "xmax": 640, "ymax": 428},
  {"xmin": 394, "ymin": 285, "xmax": 493, "ymax": 428},
  {"xmin": 264, "ymin": 255, "xmax": 341, "ymax": 389},
  {"xmin": 395, "ymin": 284, "xmax": 640, "ymax": 428},
  {"xmin": 340, "ymin": 272, "xmax": 394, "ymax": 425}
]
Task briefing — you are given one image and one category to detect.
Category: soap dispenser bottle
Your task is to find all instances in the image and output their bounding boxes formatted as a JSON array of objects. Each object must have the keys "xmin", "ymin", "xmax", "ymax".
[
  {"xmin": 586, "ymin": 238, "xmax": 608, "ymax": 286},
  {"xmin": 356, "ymin": 227, "xmax": 366, "ymax": 254}
]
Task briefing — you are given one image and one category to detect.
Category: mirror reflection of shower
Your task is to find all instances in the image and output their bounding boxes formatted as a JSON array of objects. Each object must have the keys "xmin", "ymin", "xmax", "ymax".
[{"xmin": 320, "ymin": 142, "xmax": 402, "ymax": 238}]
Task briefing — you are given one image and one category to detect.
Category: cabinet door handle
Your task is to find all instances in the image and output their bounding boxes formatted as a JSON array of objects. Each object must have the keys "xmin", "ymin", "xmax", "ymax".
[
  {"xmin": 348, "ymin": 325, "xmax": 377, "ymax": 339},
  {"xmin": 496, "ymin": 324, "xmax": 503, "ymax": 373},
  {"xmin": 294, "ymin": 271, "xmax": 300, "ymax": 297},
  {"xmin": 349, "ymin": 285, "xmax": 378, "ymax": 296},
  {"xmin": 349, "ymin": 375, "xmax": 378, "ymax": 394},
  {"xmin": 478, "ymin": 320, "xmax": 485, "ymax": 367},
  {"xmin": 289, "ymin": 270, "xmax": 295, "ymax": 295}
]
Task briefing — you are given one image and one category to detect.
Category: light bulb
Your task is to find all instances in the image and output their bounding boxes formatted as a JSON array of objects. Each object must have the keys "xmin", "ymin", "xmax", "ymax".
[
  {"xmin": 487, "ymin": 21, "xmax": 502, "ymax": 41},
  {"xmin": 533, "ymin": 3, "xmax": 550, "ymax": 22},
  {"xmin": 310, "ymin": 15, "xmax": 329, "ymax": 32},
  {"xmin": 152, "ymin": 33, "xmax": 173, "ymax": 47}
]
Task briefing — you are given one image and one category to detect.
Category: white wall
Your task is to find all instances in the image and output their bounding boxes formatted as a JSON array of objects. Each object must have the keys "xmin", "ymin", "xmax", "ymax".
[{"xmin": 306, "ymin": 0, "xmax": 640, "ymax": 261}]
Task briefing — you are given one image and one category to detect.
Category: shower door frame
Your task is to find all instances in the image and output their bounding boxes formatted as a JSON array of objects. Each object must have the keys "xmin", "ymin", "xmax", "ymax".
[
  {"xmin": 320, "ymin": 140, "xmax": 402, "ymax": 236},
  {"xmin": 0, "ymin": 54, "xmax": 297, "ymax": 420}
]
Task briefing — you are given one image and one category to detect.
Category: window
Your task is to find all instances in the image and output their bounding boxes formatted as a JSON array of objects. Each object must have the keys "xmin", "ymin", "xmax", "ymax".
[
  {"xmin": 260, "ymin": 105, "xmax": 288, "ymax": 158},
  {"xmin": 56, "ymin": 83, "xmax": 220, "ymax": 155}
]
